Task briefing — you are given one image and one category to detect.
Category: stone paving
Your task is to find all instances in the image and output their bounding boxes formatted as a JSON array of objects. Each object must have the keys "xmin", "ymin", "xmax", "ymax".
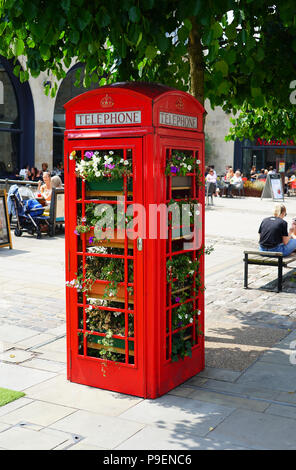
[{"xmin": 0, "ymin": 197, "xmax": 296, "ymax": 449}]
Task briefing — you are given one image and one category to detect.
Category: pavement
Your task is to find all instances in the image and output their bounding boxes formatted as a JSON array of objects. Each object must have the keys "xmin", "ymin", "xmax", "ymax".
[{"xmin": 0, "ymin": 196, "xmax": 296, "ymax": 450}]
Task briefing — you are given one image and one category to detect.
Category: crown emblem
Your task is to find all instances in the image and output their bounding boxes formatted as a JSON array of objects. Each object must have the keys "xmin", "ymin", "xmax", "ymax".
[
  {"xmin": 176, "ymin": 97, "xmax": 184, "ymax": 110},
  {"xmin": 100, "ymin": 94, "xmax": 114, "ymax": 108}
]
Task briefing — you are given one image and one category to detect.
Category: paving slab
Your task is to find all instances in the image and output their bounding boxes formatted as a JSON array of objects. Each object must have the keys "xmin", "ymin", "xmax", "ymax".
[
  {"xmin": 208, "ymin": 408, "xmax": 296, "ymax": 450},
  {"xmin": 50, "ymin": 409, "xmax": 145, "ymax": 448},
  {"xmin": 1, "ymin": 400, "xmax": 75, "ymax": 426},
  {"xmin": 0, "ymin": 423, "xmax": 11, "ymax": 433},
  {"xmin": 0, "ymin": 426, "xmax": 69, "ymax": 450},
  {"xmin": 0, "ymin": 325, "xmax": 39, "ymax": 343},
  {"xmin": 0, "ymin": 362, "xmax": 56, "ymax": 391},
  {"xmin": 32, "ymin": 350, "xmax": 66, "ymax": 363},
  {"xmin": 264, "ymin": 403, "xmax": 296, "ymax": 420},
  {"xmin": 0, "ymin": 349, "xmax": 35, "ymax": 364},
  {"xmin": 16, "ymin": 333, "xmax": 56, "ymax": 349},
  {"xmin": 119, "ymin": 395, "xmax": 235, "ymax": 438},
  {"xmin": 21, "ymin": 358, "xmax": 66, "ymax": 373},
  {"xmin": 259, "ymin": 348, "xmax": 294, "ymax": 366},
  {"xmin": 196, "ymin": 378, "xmax": 279, "ymax": 401},
  {"xmin": 197, "ymin": 367, "xmax": 242, "ymax": 382},
  {"xmin": 33, "ymin": 337, "xmax": 66, "ymax": 354},
  {"xmin": 69, "ymin": 440, "xmax": 106, "ymax": 450},
  {"xmin": 25, "ymin": 375, "xmax": 142, "ymax": 416},
  {"xmin": 0, "ymin": 398, "xmax": 33, "ymax": 418},
  {"xmin": 115, "ymin": 425, "xmax": 248, "ymax": 450},
  {"xmin": 189, "ymin": 389, "xmax": 269, "ymax": 412},
  {"xmin": 237, "ymin": 361, "xmax": 296, "ymax": 393}
]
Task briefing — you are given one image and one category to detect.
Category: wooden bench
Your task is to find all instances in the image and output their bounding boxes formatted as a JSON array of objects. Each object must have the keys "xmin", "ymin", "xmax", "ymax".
[{"xmin": 244, "ymin": 250, "xmax": 296, "ymax": 293}]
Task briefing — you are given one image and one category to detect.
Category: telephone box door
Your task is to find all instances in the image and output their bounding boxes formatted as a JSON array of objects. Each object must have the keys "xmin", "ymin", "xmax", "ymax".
[{"xmin": 65, "ymin": 137, "xmax": 145, "ymax": 396}]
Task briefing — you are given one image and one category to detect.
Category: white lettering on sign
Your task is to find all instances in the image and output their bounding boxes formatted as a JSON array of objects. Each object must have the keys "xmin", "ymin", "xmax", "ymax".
[
  {"xmin": 75, "ymin": 111, "xmax": 141, "ymax": 127},
  {"xmin": 159, "ymin": 112, "xmax": 197, "ymax": 129}
]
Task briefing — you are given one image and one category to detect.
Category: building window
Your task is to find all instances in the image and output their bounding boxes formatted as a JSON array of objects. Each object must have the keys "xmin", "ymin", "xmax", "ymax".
[
  {"xmin": 53, "ymin": 65, "xmax": 98, "ymax": 169},
  {"xmin": 0, "ymin": 59, "xmax": 21, "ymax": 175},
  {"xmin": 0, "ymin": 57, "xmax": 34, "ymax": 177}
]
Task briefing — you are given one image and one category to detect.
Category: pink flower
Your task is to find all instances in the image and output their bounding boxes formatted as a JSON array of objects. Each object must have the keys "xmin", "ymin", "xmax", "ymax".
[{"xmin": 85, "ymin": 151, "xmax": 93, "ymax": 159}]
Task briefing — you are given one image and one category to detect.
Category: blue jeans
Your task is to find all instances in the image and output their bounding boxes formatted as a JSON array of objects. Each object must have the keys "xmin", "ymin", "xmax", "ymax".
[{"xmin": 260, "ymin": 238, "xmax": 296, "ymax": 256}]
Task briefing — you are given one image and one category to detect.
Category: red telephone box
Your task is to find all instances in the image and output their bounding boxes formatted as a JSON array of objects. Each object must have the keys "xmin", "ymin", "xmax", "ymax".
[{"xmin": 64, "ymin": 83, "xmax": 205, "ymax": 398}]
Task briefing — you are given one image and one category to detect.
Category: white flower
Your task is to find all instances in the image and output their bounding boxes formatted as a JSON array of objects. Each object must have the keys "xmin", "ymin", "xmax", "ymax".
[
  {"xmin": 187, "ymin": 165, "xmax": 192, "ymax": 171},
  {"xmin": 109, "ymin": 151, "xmax": 114, "ymax": 155},
  {"xmin": 196, "ymin": 159, "xmax": 201, "ymax": 164},
  {"xmin": 124, "ymin": 160, "xmax": 129, "ymax": 166},
  {"xmin": 120, "ymin": 158, "xmax": 124, "ymax": 163},
  {"xmin": 197, "ymin": 310, "xmax": 201, "ymax": 316}
]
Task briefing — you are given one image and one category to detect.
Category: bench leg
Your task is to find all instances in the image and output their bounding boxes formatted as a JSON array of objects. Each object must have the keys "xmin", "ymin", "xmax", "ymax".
[
  {"xmin": 244, "ymin": 253, "xmax": 248, "ymax": 288},
  {"xmin": 278, "ymin": 257, "xmax": 283, "ymax": 293}
]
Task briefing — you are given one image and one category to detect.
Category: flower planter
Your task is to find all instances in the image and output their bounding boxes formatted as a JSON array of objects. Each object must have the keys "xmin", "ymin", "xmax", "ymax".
[
  {"xmin": 88, "ymin": 282, "xmax": 134, "ymax": 303},
  {"xmin": 171, "ymin": 175, "xmax": 192, "ymax": 189},
  {"xmin": 81, "ymin": 227, "xmax": 134, "ymax": 249},
  {"xmin": 87, "ymin": 333, "xmax": 134, "ymax": 356},
  {"xmin": 86, "ymin": 179, "xmax": 133, "ymax": 197}
]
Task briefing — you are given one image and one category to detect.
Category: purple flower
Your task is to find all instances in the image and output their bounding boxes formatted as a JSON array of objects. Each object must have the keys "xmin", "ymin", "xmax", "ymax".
[
  {"xmin": 74, "ymin": 229, "xmax": 79, "ymax": 235},
  {"xmin": 170, "ymin": 166, "xmax": 180, "ymax": 174},
  {"xmin": 85, "ymin": 151, "xmax": 93, "ymax": 159},
  {"xmin": 88, "ymin": 236, "xmax": 94, "ymax": 244},
  {"xmin": 175, "ymin": 297, "xmax": 181, "ymax": 303},
  {"xmin": 104, "ymin": 163, "xmax": 115, "ymax": 169}
]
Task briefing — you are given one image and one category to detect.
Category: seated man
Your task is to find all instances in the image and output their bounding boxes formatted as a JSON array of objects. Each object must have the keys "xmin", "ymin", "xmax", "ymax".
[
  {"xmin": 259, "ymin": 204, "xmax": 296, "ymax": 256},
  {"xmin": 227, "ymin": 170, "xmax": 242, "ymax": 197}
]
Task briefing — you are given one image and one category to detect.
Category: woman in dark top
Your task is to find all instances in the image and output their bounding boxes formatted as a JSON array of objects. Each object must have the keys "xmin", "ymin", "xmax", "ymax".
[
  {"xmin": 259, "ymin": 204, "xmax": 296, "ymax": 256},
  {"xmin": 29, "ymin": 167, "xmax": 40, "ymax": 182}
]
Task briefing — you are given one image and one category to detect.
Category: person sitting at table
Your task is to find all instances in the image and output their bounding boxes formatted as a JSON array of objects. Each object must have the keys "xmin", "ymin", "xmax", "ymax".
[
  {"xmin": 37, "ymin": 171, "xmax": 52, "ymax": 204},
  {"xmin": 51, "ymin": 175, "xmax": 63, "ymax": 189},
  {"xmin": 227, "ymin": 170, "xmax": 242, "ymax": 197},
  {"xmin": 258, "ymin": 204, "xmax": 296, "ymax": 256}
]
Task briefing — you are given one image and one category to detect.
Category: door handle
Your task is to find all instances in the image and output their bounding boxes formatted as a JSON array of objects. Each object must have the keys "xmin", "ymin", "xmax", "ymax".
[{"xmin": 137, "ymin": 237, "xmax": 143, "ymax": 251}]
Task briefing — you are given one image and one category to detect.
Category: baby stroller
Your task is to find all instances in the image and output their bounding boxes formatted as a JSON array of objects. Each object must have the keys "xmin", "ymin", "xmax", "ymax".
[{"xmin": 7, "ymin": 185, "xmax": 50, "ymax": 239}]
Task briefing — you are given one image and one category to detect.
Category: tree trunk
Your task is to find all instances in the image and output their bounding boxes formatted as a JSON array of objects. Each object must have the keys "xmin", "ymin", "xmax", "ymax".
[{"xmin": 188, "ymin": 17, "xmax": 204, "ymax": 105}]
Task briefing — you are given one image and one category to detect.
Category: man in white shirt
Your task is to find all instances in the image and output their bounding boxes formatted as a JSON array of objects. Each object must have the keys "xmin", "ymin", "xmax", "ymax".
[{"xmin": 227, "ymin": 170, "xmax": 243, "ymax": 197}]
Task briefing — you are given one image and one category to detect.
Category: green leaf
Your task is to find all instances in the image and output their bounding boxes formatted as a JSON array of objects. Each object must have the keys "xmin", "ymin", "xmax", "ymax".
[
  {"xmin": 211, "ymin": 22, "xmax": 223, "ymax": 39},
  {"xmin": 40, "ymin": 44, "xmax": 51, "ymax": 60},
  {"xmin": 145, "ymin": 45, "xmax": 157, "ymax": 59},
  {"xmin": 129, "ymin": 6, "xmax": 141, "ymax": 23},
  {"xmin": 12, "ymin": 38, "xmax": 25, "ymax": 56},
  {"xmin": 215, "ymin": 60, "xmax": 228, "ymax": 77},
  {"xmin": 225, "ymin": 22, "xmax": 237, "ymax": 40},
  {"xmin": 251, "ymin": 87, "xmax": 262, "ymax": 97},
  {"xmin": 61, "ymin": 0, "xmax": 71, "ymax": 13},
  {"xmin": 178, "ymin": 25, "xmax": 189, "ymax": 43},
  {"xmin": 69, "ymin": 30, "xmax": 80, "ymax": 45},
  {"xmin": 157, "ymin": 34, "xmax": 170, "ymax": 52}
]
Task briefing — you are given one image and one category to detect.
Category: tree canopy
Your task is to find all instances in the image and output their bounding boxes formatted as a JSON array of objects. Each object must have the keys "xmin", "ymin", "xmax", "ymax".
[
  {"xmin": 226, "ymin": 105, "xmax": 296, "ymax": 142},
  {"xmin": 0, "ymin": 0, "xmax": 296, "ymax": 112}
]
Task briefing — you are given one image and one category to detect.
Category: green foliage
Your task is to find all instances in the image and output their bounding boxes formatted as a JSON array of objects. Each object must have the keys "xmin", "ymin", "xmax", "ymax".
[
  {"xmin": 1, "ymin": 1, "xmax": 296, "ymax": 110},
  {"xmin": 226, "ymin": 104, "xmax": 296, "ymax": 142}
]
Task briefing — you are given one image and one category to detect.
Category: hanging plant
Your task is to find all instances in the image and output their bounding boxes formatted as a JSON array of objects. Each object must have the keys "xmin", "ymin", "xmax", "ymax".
[
  {"xmin": 165, "ymin": 151, "xmax": 196, "ymax": 176},
  {"xmin": 70, "ymin": 150, "xmax": 132, "ymax": 181}
]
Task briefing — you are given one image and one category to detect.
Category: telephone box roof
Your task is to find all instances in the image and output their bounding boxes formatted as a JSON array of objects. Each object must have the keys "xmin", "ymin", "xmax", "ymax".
[{"xmin": 64, "ymin": 81, "xmax": 205, "ymax": 113}]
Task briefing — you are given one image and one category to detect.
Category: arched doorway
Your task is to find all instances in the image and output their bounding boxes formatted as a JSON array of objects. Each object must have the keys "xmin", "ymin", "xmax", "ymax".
[
  {"xmin": 0, "ymin": 57, "xmax": 34, "ymax": 177},
  {"xmin": 53, "ymin": 64, "xmax": 98, "ymax": 171}
]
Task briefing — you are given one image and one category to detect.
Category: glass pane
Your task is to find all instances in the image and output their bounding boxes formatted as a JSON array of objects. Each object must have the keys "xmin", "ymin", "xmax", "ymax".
[
  {"xmin": 0, "ymin": 61, "xmax": 19, "ymax": 130},
  {"xmin": 0, "ymin": 131, "xmax": 20, "ymax": 176}
]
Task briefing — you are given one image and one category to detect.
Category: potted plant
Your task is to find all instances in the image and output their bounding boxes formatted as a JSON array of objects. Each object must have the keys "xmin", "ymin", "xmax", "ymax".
[{"xmin": 70, "ymin": 149, "xmax": 132, "ymax": 193}]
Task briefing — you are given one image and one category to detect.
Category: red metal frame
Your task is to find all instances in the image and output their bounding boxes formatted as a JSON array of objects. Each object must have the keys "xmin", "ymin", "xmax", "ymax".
[{"xmin": 64, "ymin": 83, "xmax": 205, "ymax": 398}]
